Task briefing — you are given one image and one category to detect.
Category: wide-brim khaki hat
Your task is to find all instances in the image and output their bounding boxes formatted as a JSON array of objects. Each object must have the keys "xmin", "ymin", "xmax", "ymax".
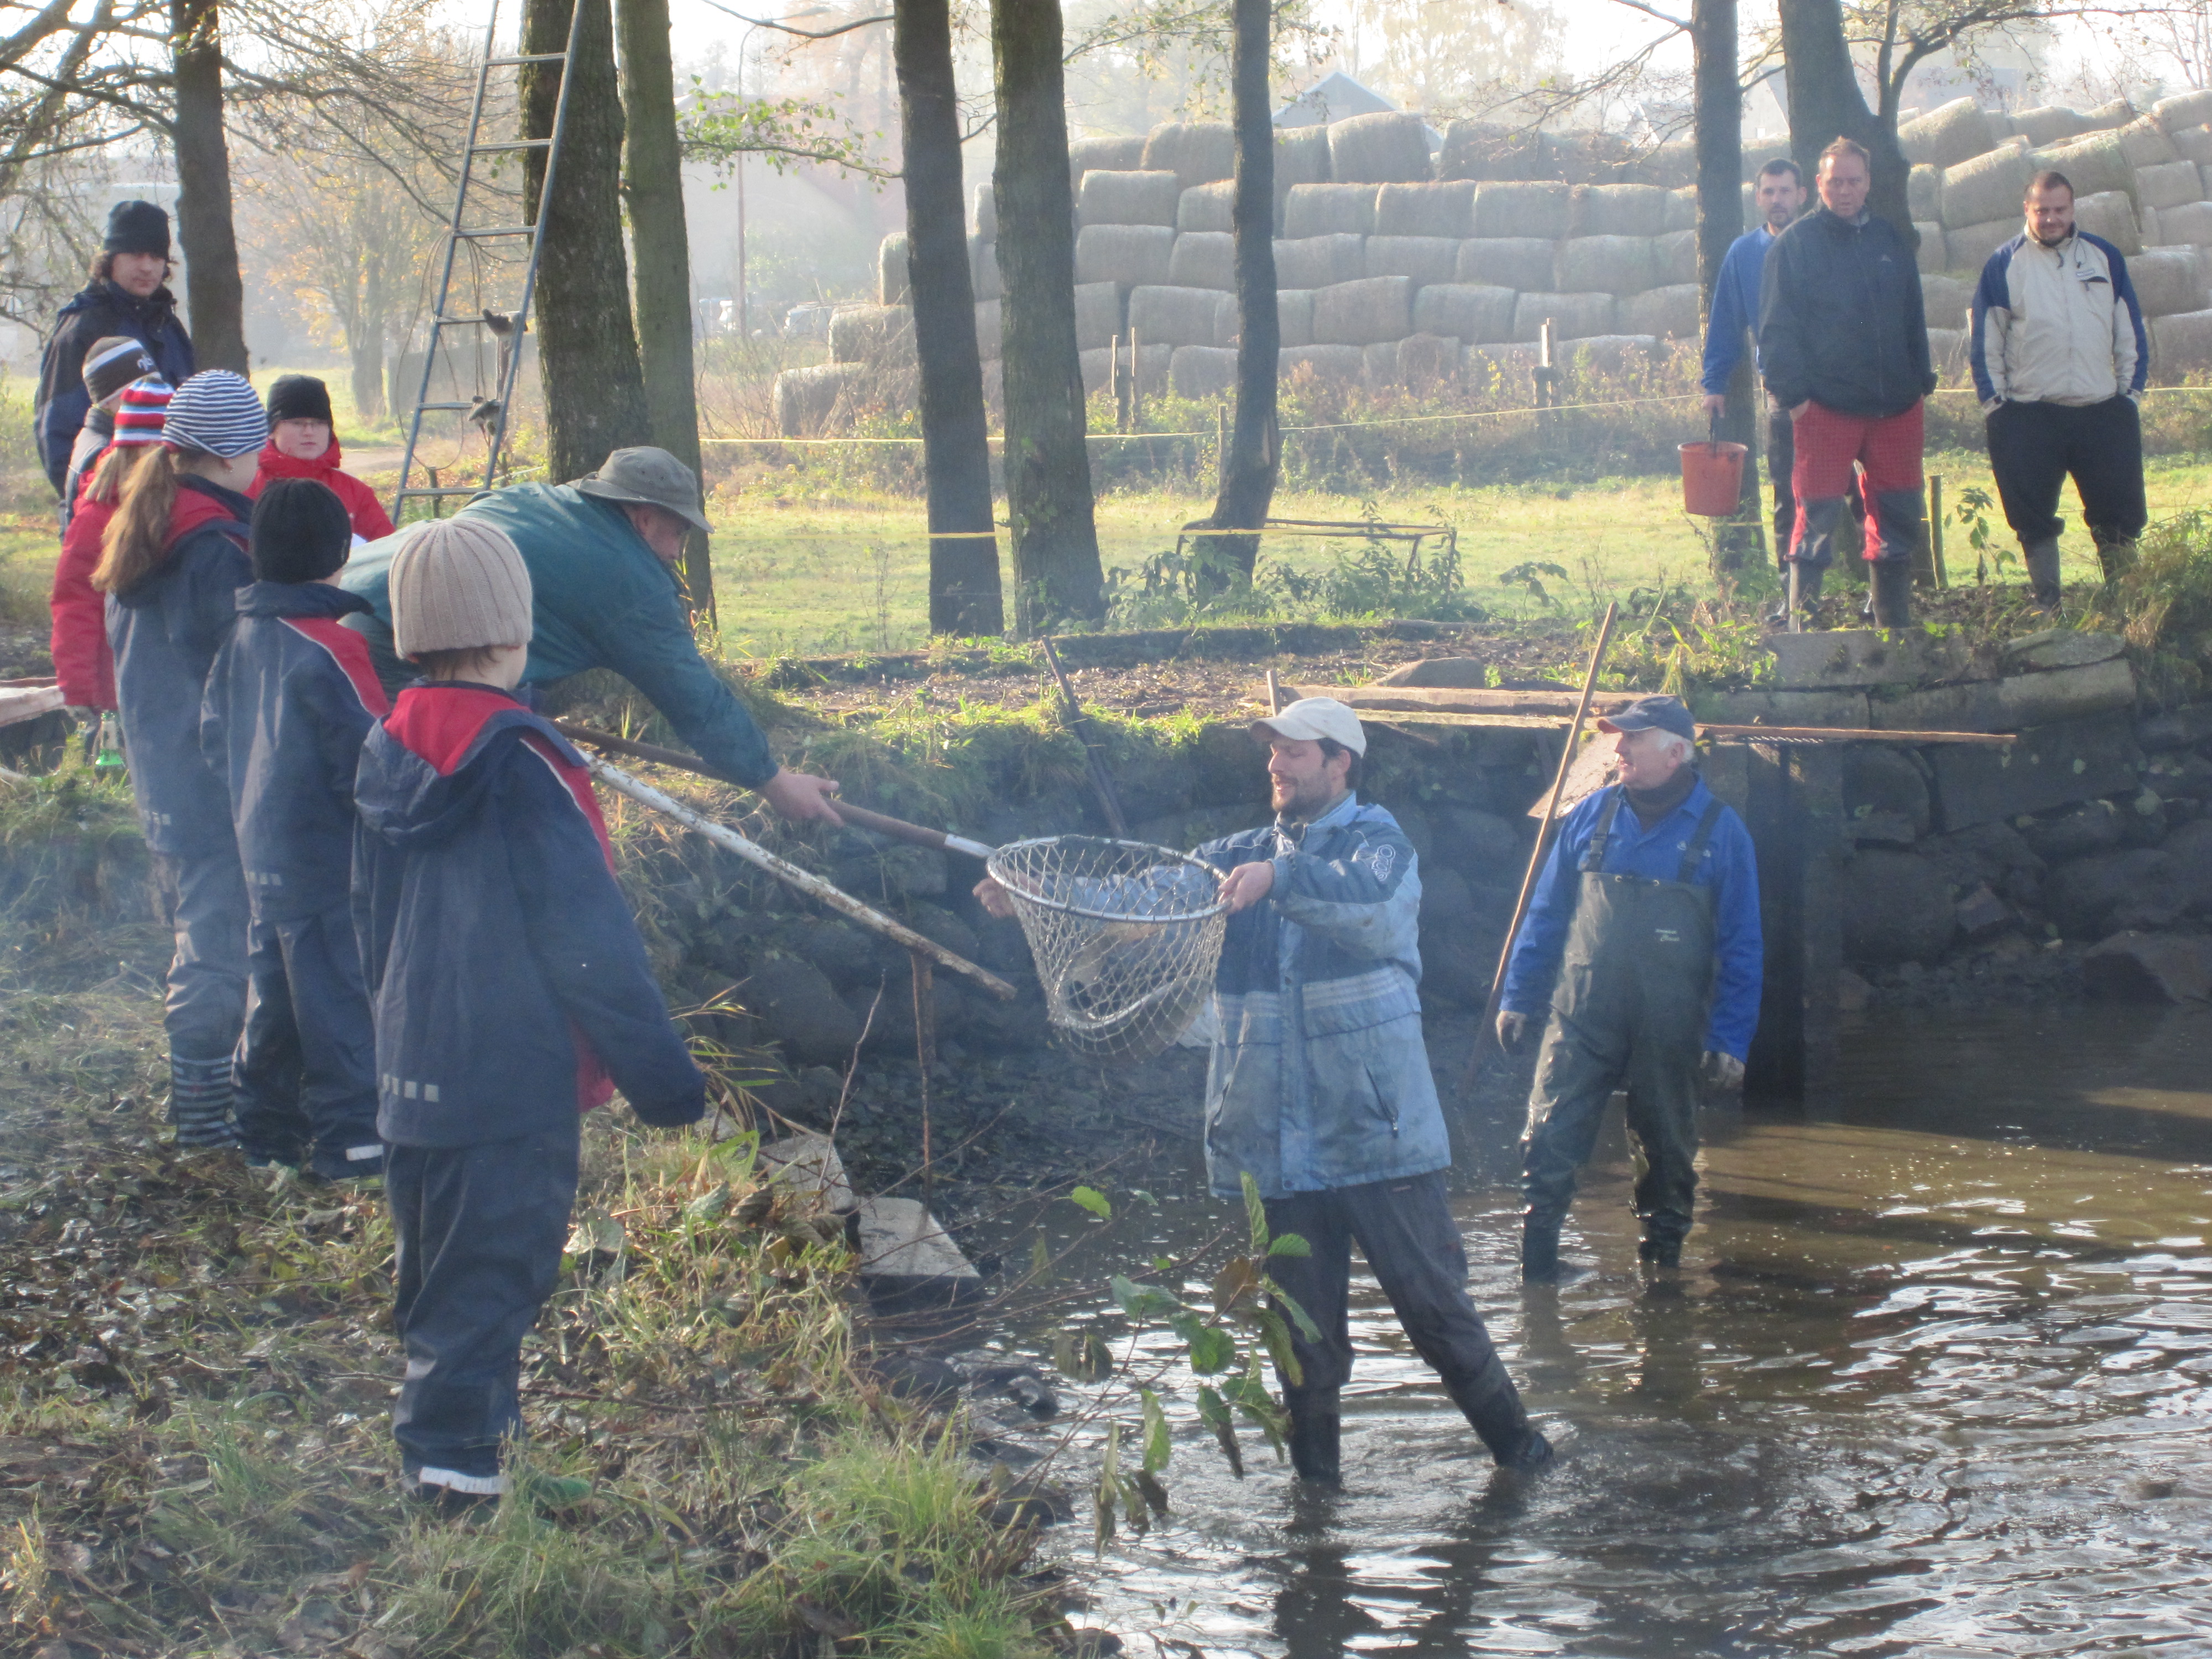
[{"xmin": 572, "ymin": 445, "xmax": 711, "ymax": 535}]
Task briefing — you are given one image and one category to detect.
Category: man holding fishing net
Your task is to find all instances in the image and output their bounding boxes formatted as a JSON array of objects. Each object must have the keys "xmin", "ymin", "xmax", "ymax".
[{"xmin": 975, "ymin": 697, "xmax": 1552, "ymax": 1488}]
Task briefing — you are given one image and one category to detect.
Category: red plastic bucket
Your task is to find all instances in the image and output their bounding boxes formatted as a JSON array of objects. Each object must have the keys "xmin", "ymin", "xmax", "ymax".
[{"xmin": 1679, "ymin": 440, "xmax": 1749, "ymax": 516}]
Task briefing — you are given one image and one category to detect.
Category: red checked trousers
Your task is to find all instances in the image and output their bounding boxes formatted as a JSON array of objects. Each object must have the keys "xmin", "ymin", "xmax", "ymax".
[{"xmin": 1787, "ymin": 399, "xmax": 1926, "ymax": 567}]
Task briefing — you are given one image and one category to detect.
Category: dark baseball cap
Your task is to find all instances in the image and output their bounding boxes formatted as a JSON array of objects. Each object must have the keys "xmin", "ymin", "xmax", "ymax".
[{"xmin": 1596, "ymin": 694, "xmax": 1695, "ymax": 741}]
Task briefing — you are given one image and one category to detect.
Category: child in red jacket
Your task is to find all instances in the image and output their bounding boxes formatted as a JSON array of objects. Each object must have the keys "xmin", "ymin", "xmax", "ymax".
[
  {"xmin": 250, "ymin": 375, "xmax": 396, "ymax": 544},
  {"xmin": 50, "ymin": 377, "xmax": 170, "ymax": 710}
]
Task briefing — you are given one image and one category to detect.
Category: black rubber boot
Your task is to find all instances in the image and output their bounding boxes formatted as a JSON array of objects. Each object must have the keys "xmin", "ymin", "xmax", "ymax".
[
  {"xmin": 1447, "ymin": 1363, "xmax": 1554, "ymax": 1475},
  {"xmin": 1637, "ymin": 1236, "xmax": 1683, "ymax": 1269},
  {"xmin": 2094, "ymin": 533, "xmax": 2137, "ymax": 585},
  {"xmin": 169, "ymin": 1055, "xmax": 239, "ymax": 1150},
  {"xmin": 1521, "ymin": 1214, "xmax": 1563, "ymax": 1281},
  {"xmin": 1287, "ymin": 1412, "xmax": 1342, "ymax": 1486},
  {"xmin": 1767, "ymin": 563, "xmax": 1824, "ymax": 628},
  {"xmin": 2021, "ymin": 538, "xmax": 2062, "ymax": 610},
  {"xmin": 1870, "ymin": 559, "xmax": 1913, "ymax": 629}
]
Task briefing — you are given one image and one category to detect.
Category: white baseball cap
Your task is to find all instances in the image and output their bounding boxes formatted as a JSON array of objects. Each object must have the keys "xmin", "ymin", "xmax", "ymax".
[{"xmin": 1254, "ymin": 696, "xmax": 1367, "ymax": 755}]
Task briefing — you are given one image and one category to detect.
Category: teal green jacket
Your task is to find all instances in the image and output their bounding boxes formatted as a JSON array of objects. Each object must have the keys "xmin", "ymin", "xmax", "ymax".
[{"xmin": 342, "ymin": 484, "xmax": 776, "ymax": 787}]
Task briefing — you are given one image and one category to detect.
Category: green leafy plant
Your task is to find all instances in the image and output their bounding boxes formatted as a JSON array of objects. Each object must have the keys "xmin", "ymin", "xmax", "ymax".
[
  {"xmin": 1954, "ymin": 485, "xmax": 2008, "ymax": 581},
  {"xmin": 1498, "ymin": 559, "xmax": 1571, "ymax": 607}
]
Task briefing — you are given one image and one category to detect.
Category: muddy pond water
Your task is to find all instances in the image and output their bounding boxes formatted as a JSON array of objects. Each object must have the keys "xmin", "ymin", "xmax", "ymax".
[{"xmin": 995, "ymin": 1005, "xmax": 2212, "ymax": 1657}]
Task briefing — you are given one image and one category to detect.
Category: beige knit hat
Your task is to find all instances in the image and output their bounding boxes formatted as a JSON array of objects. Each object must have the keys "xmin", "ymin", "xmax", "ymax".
[{"xmin": 390, "ymin": 519, "xmax": 534, "ymax": 658}]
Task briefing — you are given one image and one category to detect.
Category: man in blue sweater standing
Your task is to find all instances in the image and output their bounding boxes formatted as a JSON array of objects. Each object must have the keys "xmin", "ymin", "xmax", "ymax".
[
  {"xmin": 1496, "ymin": 697, "xmax": 1762, "ymax": 1280},
  {"xmin": 1701, "ymin": 159, "xmax": 1808, "ymax": 562}
]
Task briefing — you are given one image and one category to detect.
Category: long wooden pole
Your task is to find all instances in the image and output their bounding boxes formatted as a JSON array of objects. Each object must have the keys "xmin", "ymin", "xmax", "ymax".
[{"xmin": 1463, "ymin": 602, "xmax": 1620, "ymax": 1093}]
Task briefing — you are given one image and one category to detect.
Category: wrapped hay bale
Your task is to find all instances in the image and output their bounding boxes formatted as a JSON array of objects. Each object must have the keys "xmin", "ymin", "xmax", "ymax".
[
  {"xmin": 1078, "ymin": 347, "xmax": 1112, "ymax": 395},
  {"xmin": 1328, "ymin": 111, "xmax": 1433, "ymax": 183},
  {"xmin": 1076, "ymin": 223, "xmax": 1175, "ymax": 286},
  {"xmin": 1986, "ymin": 111, "xmax": 2022, "ymax": 141},
  {"xmin": 1363, "ymin": 340, "xmax": 1399, "ymax": 383},
  {"xmin": 2151, "ymin": 307, "xmax": 2212, "ymax": 378},
  {"xmin": 2138, "ymin": 159, "xmax": 2204, "ymax": 208},
  {"xmin": 1312, "ymin": 275, "xmax": 1414, "ymax": 345},
  {"xmin": 1573, "ymin": 182, "xmax": 1669, "ymax": 237},
  {"xmin": 1169, "ymin": 231, "xmax": 1235, "ymax": 291},
  {"xmin": 972, "ymin": 184, "xmax": 996, "ymax": 240},
  {"xmin": 2013, "ymin": 106, "xmax": 2088, "ymax": 146},
  {"xmin": 774, "ymin": 363, "xmax": 864, "ymax": 436},
  {"xmin": 1280, "ymin": 343, "xmax": 1366, "ymax": 383},
  {"xmin": 2153, "ymin": 91, "xmax": 2212, "ymax": 133},
  {"xmin": 1547, "ymin": 129, "xmax": 1644, "ymax": 186},
  {"xmin": 1396, "ymin": 332, "xmax": 1461, "ymax": 391},
  {"xmin": 879, "ymin": 232, "xmax": 909, "ymax": 305},
  {"xmin": 2119, "ymin": 115, "xmax": 2182, "ymax": 166},
  {"xmin": 970, "ymin": 236, "xmax": 1002, "ymax": 303},
  {"xmin": 2176, "ymin": 129, "xmax": 2212, "ymax": 166},
  {"xmin": 1439, "ymin": 121, "xmax": 1547, "ymax": 182},
  {"xmin": 1619, "ymin": 283, "xmax": 1701, "ymax": 338},
  {"xmin": 1663, "ymin": 187, "xmax": 1698, "ymax": 231},
  {"xmin": 1900, "ymin": 98, "xmax": 1996, "ymax": 168},
  {"xmin": 2160, "ymin": 200, "xmax": 2212, "ymax": 246},
  {"xmin": 1512, "ymin": 291, "xmax": 1616, "ymax": 342},
  {"xmin": 2145, "ymin": 205, "xmax": 2164, "ymax": 244},
  {"xmin": 1554, "ymin": 233, "xmax": 1656, "ymax": 295},
  {"xmin": 828, "ymin": 304, "xmax": 914, "ymax": 366},
  {"xmin": 1563, "ymin": 333, "xmax": 1661, "ymax": 378},
  {"xmin": 1079, "ymin": 169, "xmax": 1182, "ymax": 229},
  {"xmin": 1128, "ymin": 284, "xmax": 1226, "ymax": 347},
  {"xmin": 2202, "ymin": 161, "xmax": 2212, "ymax": 200},
  {"xmin": 1375, "ymin": 180, "xmax": 1477, "ymax": 237},
  {"xmin": 1069, "ymin": 134, "xmax": 1147, "ymax": 190},
  {"xmin": 1920, "ymin": 273, "xmax": 1974, "ymax": 331},
  {"xmin": 1279, "ymin": 289, "xmax": 1315, "ymax": 349},
  {"xmin": 2031, "ymin": 131, "xmax": 2133, "ymax": 201},
  {"xmin": 1939, "ymin": 144, "xmax": 2035, "ymax": 229},
  {"xmin": 1212, "ymin": 292, "xmax": 1242, "ymax": 347},
  {"xmin": 2076, "ymin": 189, "xmax": 2143, "ymax": 253},
  {"xmin": 1365, "ymin": 234, "xmax": 1461, "ymax": 285},
  {"xmin": 1126, "ymin": 341, "xmax": 1172, "ymax": 394},
  {"xmin": 1915, "ymin": 222, "xmax": 1947, "ymax": 272},
  {"xmin": 1655, "ymin": 227, "xmax": 1698, "ymax": 284},
  {"xmin": 1074, "ymin": 281, "xmax": 1122, "ymax": 350},
  {"xmin": 1457, "ymin": 236, "xmax": 1558, "ymax": 291},
  {"xmin": 1741, "ymin": 137, "xmax": 1793, "ymax": 182},
  {"xmin": 2128, "ymin": 247, "xmax": 2207, "ymax": 317},
  {"xmin": 1170, "ymin": 343, "xmax": 1239, "ymax": 399},
  {"xmin": 974, "ymin": 299, "xmax": 1001, "ymax": 361},
  {"xmin": 1284, "ymin": 182, "xmax": 1379, "ymax": 237},
  {"xmin": 1464, "ymin": 341, "xmax": 1541, "ymax": 390},
  {"xmin": 1943, "ymin": 217, "xmax": 2016, "ymax": 274},
  {"xmin": 1413, "ymin": 283, "xmax": 1517, "ymax": 344},
  {"xmin": 1652, "ymin": 138, "xmax": 1697, "ymax": 189},
  {"xmin": 2081, "ymin": 98, "xmax": 2138, "ymax": 131},
  {"xmin": 1474, "ymin": 180, "xmax": 1574, "ymax": 238},
  {"xmin": 1142, "ymin": 121, "xmax": 1236, "ymax": 191},
  {"xmin": 1910, "ymin": 164, "xmax": 1943, "ymax": 222},
  {"xmin": 1274, "ymin": 124, "xmax": 1333, "ymax": 231},
  {"xmin": 1274, "ymin": 233, "xmax": 1367, "ymax": 289},
  {"xmin": 1177, "ymin": 181, "xmax": 1235, "ymax": 233}
]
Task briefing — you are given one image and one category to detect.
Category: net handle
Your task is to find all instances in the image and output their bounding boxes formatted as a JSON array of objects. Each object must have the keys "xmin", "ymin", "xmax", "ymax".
[{"xmin": 985, "ymin": 836, "xmax": 1232, "ymax": 925}]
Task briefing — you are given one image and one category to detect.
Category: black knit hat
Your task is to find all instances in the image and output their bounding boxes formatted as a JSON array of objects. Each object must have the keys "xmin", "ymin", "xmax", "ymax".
[
  {"xmin": 251, "ymin": 478, "xmax": 352, "ymax": 585},
  {"xmin": 265, "ymin": 373, "xmax": 334, "ymax": 427},
  {"xmin": 103, "ymin": 200, "xmax": 170, "ymax": 259}
]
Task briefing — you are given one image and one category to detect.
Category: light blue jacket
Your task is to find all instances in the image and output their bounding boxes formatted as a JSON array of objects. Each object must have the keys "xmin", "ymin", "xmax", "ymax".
[{"xmin": 1191, "ymin": 792, "xmax": 1449, "ymax": 1199}]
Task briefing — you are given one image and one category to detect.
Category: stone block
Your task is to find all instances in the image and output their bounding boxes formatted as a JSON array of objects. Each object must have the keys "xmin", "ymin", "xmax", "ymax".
[
  {"xmin": 742, "ymin": 956, "xmax": 864, "ymax": 1066},
  {"xmin": 1867, "ymin": 656, "xmax": 2137, "ymax": 732},
  {"xmin": 758, "ymin": 1130, "xmax": 857, "ymax": 1213},
  {"xmin": 2083, "ymin": 930, "xmax": 2212, "ymax": 1001},
  {"xmin": 2138, "ymin": 703, "xmax": 2212, "ymax": 750},
  {"xmin": 1760, "ymin": 628, "xmax": 1971, "ymax": 689},
  {"xmin": 1695, "ymin": 687, "xmax": 1872, "ymax": 727},
  {"xmin": 853, "ymin": 1197, "xmax": 984, "ymax": 1313},
  {"xmin": 1954, "ymin": 881, "xmax": 2014, "ymax": 941},
  {"xmin": 1377, "ymin": 656, "xmax": 1489, "ymax": 687},
  {"xmin": 2000, "ymin": 628, "xmax": 2127, "ymax": 670},
  {"xmin": 1924, "ymin": 709, "xmax": 2142, "ymax": 831},
  {"xmin": 1843, "ymin": 848, "xmax": 1957, "ymax": 965}
]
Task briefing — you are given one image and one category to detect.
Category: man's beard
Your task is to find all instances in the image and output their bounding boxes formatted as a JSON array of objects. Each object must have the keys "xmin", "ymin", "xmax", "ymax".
[{"xmin": 1274, "ymin": 775, "xmax": 1337, "ymax": 821}]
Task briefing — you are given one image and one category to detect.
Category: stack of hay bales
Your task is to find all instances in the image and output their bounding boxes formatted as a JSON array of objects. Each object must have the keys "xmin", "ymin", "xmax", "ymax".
[{"xmin": 779, "ymin": 91, "xmax": 2212, "ymax": 431}]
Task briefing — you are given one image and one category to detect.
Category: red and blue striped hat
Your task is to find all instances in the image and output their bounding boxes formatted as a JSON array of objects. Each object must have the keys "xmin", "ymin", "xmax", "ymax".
[{"xmin": 111, "ymin": 377, "xmax": 173, "ymax": 447}]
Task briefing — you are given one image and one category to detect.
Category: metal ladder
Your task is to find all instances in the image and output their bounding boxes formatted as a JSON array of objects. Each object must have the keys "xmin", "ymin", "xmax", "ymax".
[{"xmin": 389, "ymin": 0, "xmax": 584, "ymax": 520}]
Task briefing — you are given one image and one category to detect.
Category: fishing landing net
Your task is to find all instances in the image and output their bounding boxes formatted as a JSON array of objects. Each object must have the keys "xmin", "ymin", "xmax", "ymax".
[{"xmin": 986, "ymin": 836, "xmax": 1230, "ymax": 1065}]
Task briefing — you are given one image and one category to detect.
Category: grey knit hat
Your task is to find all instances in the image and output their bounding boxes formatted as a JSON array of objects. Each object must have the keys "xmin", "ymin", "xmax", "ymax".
[
  {"xmin": 162, "ymin": 369, "xmax": 268, "ymax": 458},
  {"xmin": 390, "ymin": 519, "xmax": 534, "ymax": 658}
]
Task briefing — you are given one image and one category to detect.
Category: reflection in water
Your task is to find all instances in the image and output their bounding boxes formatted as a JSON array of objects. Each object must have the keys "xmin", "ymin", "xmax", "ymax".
[{"xmin": 1021, "ymin": 1005, "xmax": 2212, "ymax": 1656}]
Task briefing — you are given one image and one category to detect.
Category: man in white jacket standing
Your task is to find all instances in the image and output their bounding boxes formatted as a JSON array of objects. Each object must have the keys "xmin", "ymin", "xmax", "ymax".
[{"xmin": 1969, "ymin": 169, "xmax": 2149, "ymax": 608}]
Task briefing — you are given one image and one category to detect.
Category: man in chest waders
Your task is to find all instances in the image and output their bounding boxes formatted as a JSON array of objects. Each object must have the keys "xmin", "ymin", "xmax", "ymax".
[{"xmin": 1494, "ymin": 697, "xmax": 1764, "ymax": 1278}]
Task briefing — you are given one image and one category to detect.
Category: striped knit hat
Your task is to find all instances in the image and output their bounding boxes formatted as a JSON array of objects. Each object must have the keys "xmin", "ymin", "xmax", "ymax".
[
  {"xmin": 161, "ymin": 369, "xmax": 268, "ymax": 458},
  {"xmin": 112, "ymin": 378, "xmax": 173, "ymax": 446},
  {"xmin": 82, "ymin": 335, "xmax": 156, "ymax": 405}
]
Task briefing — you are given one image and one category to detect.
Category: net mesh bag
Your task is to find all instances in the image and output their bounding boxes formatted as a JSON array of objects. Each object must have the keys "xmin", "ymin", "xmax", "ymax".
[{"xmin": 987, "ymin": 835, "xmax": 1230, "ymax": 1063}]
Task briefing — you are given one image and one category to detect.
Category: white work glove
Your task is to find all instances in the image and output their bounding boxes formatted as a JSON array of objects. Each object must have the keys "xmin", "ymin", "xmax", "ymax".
[
  {"xmin": 1495, "ymin": 1010, "xmax": 1531, "ymax": 1053},
  {"xmin": 1702, "ymin": 1050, "xmax": 1745, "ymax": 1091}
]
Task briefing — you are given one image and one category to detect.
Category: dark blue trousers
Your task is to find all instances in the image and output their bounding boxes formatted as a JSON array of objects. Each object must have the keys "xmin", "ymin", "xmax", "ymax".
[
  {"xmin": 386, "ymin": 1123, "xmax": 579, "ymax": 1490},
  {"xmin": 234, "ymin": 906, "xmax": 381, "ymax": 1176}
]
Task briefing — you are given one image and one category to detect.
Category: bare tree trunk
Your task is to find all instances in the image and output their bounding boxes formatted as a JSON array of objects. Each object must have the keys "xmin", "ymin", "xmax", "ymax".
[
  {"xmin": 895, "ymin": 0, "xmax": 1000, "ymax": 637},
  {"xmin": 521, "ymin": 0, "xmax": 651, "ymax": 485},
  {"xmin": 349, "ymin": 337, "xmax": 383, "ymax": 421},
  {"xmin": 1694, "ymin": 0, "xmax": 1757, "ymax": 577},
  {"xmin": 616, "ymin": 0, "xmax": 715, "ymax": 622},
  {"xmin": 1778, "ymin": 0, "xmax": 1911, "ymax": 238},
  {"xmin": 989, "ymin": 0, "xmax": 1102, "ymax": 632},
  {"xmin": 170, "ymin": 0, "xmax": 246, "ymax": 372},
  {"xmin": 1194, "ymin": 0, "xmax": 1278, "ymax": 586}
]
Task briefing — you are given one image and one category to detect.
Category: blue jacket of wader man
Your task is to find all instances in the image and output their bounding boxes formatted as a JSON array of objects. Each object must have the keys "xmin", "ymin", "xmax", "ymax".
[
  {"xmin": 352, "ymin": 682, "xmax": 706, "ymax": 1148},
  {"xmin": 201, "ymin": 582, "xmax": 390, "ymax": 924},
  {"xmin": 107, "ymin": 474, "xmax": 253, "ymax": 860},
  {"xmin": 341, "ymin": 484, "xmax": 778, "ymax": 787},
  {"xmin": 1192, "ymin": 791, "xmax": 1448, "ymax": 1200},
  {"xmin": 1499, "ymin": 775, "xmax": 1764, "ymax": 1060}
]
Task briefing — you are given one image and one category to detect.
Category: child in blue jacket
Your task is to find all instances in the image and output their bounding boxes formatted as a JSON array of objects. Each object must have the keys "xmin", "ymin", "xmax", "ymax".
[
  {"xmin": 351, "ymin": 517, "xmax": 705, "ymax": 1507},
  {"xmin": 201, "ymin": 478, "xmax": 389, "ymax": 1177}
]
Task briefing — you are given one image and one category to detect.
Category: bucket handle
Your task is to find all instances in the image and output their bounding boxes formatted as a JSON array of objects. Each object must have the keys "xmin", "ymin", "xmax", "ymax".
[{"xmin": 1707, "ymin": 409, "xmax": 1722, "ymax": 456}]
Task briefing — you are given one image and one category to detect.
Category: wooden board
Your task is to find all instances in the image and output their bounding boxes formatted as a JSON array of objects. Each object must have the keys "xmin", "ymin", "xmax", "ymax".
[{"xmin": 0, "ymin": 684, "xmax": 62, "ymax": 730}]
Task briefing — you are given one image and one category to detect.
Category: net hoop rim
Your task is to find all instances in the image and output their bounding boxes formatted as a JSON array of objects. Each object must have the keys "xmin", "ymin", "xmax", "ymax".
[{"xmin": 985, "ymin": 835, "xmax": 1230, "ymax": 925}]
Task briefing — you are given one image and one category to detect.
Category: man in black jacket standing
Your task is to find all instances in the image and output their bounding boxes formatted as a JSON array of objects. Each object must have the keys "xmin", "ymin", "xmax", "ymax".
[
  {"xmin": 35, "ymin": 201, "xmax": 194, "ymax": 503},
  {"xmin": 1759, "ymin": 138, "xmax": 1936, "ymax": 629}
]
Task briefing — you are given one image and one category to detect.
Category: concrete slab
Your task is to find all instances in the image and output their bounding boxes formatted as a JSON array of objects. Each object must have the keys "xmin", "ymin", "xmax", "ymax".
[
  {"xmin": 758, "ymin": 1130, "xmax": 856, "ymax": 1214},
  {"xmin": 1698, "ymin": 688, "xmax": 1872, "ymax": 727},
  {"xmin": 853, "ymin": 1196, "xmax": 984, "ymax": 1313},
  {"xmin": 1868, "ymin": 657, "xmax": 2137, "ymax": 733},
  {"xmin": 1925, "ymin": 709, "xmax": 2141, "ymax": 831},
  {"xmin": 1759, "ymin": 628, "xmax": 1969, "ymax": 688},
  {"xmin": 2001, "ymin": 628, "xmax": 2127, "ymax": 671}
]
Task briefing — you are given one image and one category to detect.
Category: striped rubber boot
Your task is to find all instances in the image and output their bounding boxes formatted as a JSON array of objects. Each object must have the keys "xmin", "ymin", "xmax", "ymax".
[{"xmin": 168, "ymin": 1056, "xmax": 240, "ymax": 1149}]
